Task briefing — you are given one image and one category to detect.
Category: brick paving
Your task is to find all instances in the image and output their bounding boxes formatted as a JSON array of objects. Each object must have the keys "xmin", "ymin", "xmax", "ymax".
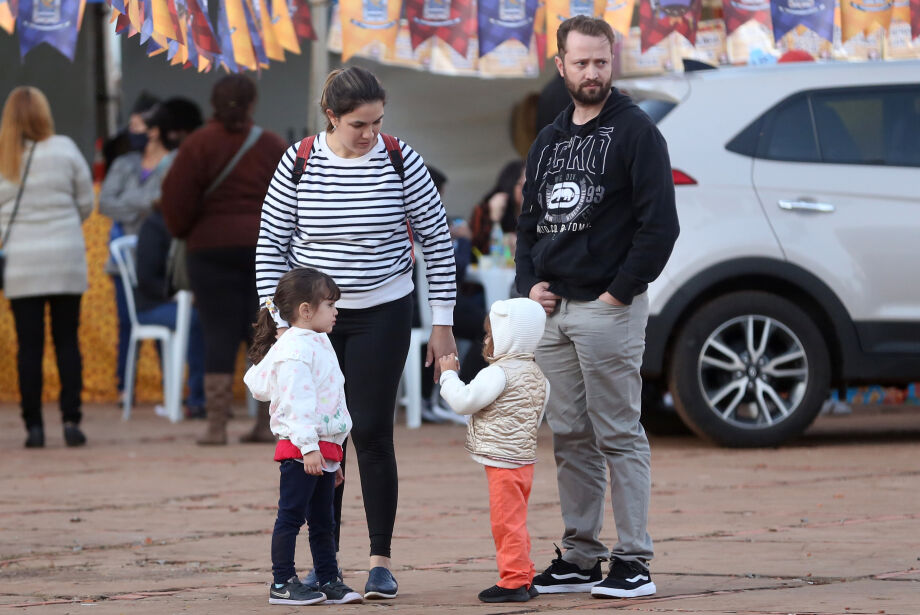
[{"xmin": 1, "ymin": 403, "xmax": 918, "ymax": 614}]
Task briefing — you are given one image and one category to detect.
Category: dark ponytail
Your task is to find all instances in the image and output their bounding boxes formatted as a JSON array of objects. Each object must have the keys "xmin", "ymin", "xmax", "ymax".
[
  {"xmin": 211, "ymin": 74, "xmax": 257, "ymax": 133},
  {"xmin": 249, "ymin": 268, "xmax": 341, "ymax": 364},
  {"xmin": 320, "ymin": 66, "xmax": 386, "ymax": 132},
  {"xmin": 250, "ymin": 308, "xmax": 279, "ymax": 366}
]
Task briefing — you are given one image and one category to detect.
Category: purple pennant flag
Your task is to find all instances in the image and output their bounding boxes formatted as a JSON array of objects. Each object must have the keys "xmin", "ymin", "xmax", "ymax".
[
  {"xmin": 242, "ymin": 0, "xmax": 268, "ymax": 67},
  {"xmin": 770, "ymin": 0, "xmax": 833, "ymax": 42},
  {"xmin": 477, "ymin": 0, "xmax": 538, "ymax": 56},
  {"xmin": 109, "ymin": 0, "xmax": 127, "ymax": 15},
  {"xmin": 18, "ymin": 0, "xmax": 81, "ymax": 60},
  {"xmin": 215, "ymin": 0, "xmax": 239, "ymax": 71}
]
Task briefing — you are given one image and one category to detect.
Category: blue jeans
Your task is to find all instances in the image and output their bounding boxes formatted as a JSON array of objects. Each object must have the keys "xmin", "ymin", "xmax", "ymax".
[
  {"xmin": 272, "ymin": 460, "xmax": 338, "ymax": 585},
  {"xmin": 136, "ymin": 302, "xmax": 206, "ymax": 407}
]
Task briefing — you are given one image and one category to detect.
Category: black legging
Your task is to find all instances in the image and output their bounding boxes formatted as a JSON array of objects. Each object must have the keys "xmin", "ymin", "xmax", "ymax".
[
  {"xmin": 9, "ymin": 294, "xmax": 83, "ymax": 429},
  {"xmin": 329, "ymin": 294, "xmax": 412, "ymax": 558},
  {"xmin": 186, "ymin": 247, "xmax": 258, "ymax": 373}
]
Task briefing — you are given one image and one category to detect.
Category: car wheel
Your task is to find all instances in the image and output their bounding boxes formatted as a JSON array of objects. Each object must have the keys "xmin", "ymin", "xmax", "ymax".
[
  {"xmin": 668, "ymin": 291, "xmax": 830, "ymax": 447},
  {"xmin": 641, "ymin": 379, "xmax": 691, "ymax": 436}
]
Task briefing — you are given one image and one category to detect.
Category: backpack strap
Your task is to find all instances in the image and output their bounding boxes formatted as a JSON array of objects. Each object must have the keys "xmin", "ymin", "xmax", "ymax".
[
  {"xmin": 292, "ymin": 133, "xmax": 404, "ymax": 184},
  {"xmin": 380, "ymin": 133, "xmax": 404, "ymax": 181},
  {"xmin": 291, "ymin": 135, "xmax": 317, "ymax": 185},
  {"xmin": 379, "ymin": 134, "xmax": 415, "ymax": 259}
]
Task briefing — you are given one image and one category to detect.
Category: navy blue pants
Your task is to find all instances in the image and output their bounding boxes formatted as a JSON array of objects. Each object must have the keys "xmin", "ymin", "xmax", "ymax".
[{"xmin": 271, "ymin": 460, "xmax": 338, "ymax": 585}]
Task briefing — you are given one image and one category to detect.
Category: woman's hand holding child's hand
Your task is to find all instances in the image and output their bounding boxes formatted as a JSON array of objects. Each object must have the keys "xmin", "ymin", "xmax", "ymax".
[
  {"xmin": 303, "ymin": 451, "xmax": 326, "ymax": 475},
  {"xmin": 439, "ymin": 353, "xmax": 460, "ymax": 374}
]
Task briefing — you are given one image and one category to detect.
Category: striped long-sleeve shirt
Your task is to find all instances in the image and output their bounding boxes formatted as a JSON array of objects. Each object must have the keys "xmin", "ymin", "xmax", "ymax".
[{"xmin": 256, "ymin": 132, "xmax": 456, "ymax": 326}]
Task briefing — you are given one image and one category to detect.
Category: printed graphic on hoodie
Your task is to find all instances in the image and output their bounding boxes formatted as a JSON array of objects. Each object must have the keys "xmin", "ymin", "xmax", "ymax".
[{"xmin": 536, "ymin": 127, "xmax": 613, "ymax": 233}]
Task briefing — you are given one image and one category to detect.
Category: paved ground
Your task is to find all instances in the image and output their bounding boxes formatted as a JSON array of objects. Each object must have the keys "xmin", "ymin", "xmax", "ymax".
[{"xmin": 1, "ymin": 402, "xmax": 918, "ymax": 614}]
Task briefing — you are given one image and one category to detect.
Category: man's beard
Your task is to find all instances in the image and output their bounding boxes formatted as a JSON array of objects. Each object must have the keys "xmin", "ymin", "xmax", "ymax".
[{"xmin": 564, "ymin": 70, "xmax": 612, "ymax": 105}]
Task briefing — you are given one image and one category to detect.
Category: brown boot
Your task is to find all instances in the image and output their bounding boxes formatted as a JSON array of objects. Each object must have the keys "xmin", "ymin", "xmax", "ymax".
[
  {"xmin": 197, "ymin": 373, "xmax": 233, "ymax": 446},
  {"xmin": 240, "ymin": 401, "xmax": 275, "ymax": 443}
]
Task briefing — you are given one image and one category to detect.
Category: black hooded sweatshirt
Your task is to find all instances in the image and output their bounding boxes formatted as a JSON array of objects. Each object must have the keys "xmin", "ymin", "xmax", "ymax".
[{"xmin": 515, "ymin": 88, "xmax": 679, "ymax": 304}]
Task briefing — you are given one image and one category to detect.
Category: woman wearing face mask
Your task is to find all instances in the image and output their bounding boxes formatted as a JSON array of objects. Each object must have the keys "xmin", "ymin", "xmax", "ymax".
[
  {"xmin": 99, "ymin": 104, "xmax": 180, "ymax": 399},
  {"xmin": 256, "ymin": 66, "xmax": 457, "ymax": 599}
]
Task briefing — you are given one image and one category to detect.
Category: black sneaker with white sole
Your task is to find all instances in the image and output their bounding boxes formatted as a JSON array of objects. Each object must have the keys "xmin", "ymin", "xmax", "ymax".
[
  {"xmin": 268, "ymin": 577, "xmax": 326, "ymax": 605},
  {"xmin": 590, "ymin": 557, "xmax": 656, "ymax": 599},
  {"xmin": 319, "ymin": 580, "xmax": 363, "ymax": 604},
  {"xmin": 531, "ymin": 545, "xmax": 602, "ymax": 593}
]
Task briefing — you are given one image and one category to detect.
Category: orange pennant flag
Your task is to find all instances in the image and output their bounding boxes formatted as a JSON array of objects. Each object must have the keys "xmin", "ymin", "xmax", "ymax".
[
  {"xmin": 258, "ymin": 0, "xmax": 285, "ymax": 60},
  {"xmin": 545, "ymin": 0, "xmax": 606, "ymax": 56},
  {"xmin": 225, "ymin": 0, "xmax": 258, "ymax": 70},
  {"xmin": 603, "ymin": 0, "xmax": 635, "ymax": 37},
  {"xmin": 840, "ymin": 0, "xmax": 892, "ymax": 42},
  {"xmin": 150, "ymin": 0, "xmax": 181, "ymax": 42},
  {"xmin": 339, "ymin": 0, "xmax": 402, "ymax": 61},
  {"xmin": 270, "ymin": 0, "xmax": 300, "ymax": 53},
  {"xmin": 0, "ymin": 0, "xmax": 14, "ymax": 35}
]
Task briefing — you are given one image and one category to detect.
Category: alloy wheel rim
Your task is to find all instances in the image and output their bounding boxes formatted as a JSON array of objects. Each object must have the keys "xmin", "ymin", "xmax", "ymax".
[{"xmin": 696, "ymin": 315, "xmax": 809, "ymax": 430}]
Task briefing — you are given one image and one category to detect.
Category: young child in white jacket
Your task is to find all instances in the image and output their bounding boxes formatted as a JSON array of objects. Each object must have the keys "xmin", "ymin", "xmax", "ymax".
[
  {"xmin": 244, "ymin": 268, "xmax": 362, "ymax": 606},
  {"xmin": 438, "ymin": 298, "xmax": 550, "ymax": 603}
]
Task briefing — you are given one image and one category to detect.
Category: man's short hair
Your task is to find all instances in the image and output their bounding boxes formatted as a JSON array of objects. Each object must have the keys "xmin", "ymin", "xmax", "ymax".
[{"xmin": 556, "ymin": 15, "xmax": 616, "ymax": 58}]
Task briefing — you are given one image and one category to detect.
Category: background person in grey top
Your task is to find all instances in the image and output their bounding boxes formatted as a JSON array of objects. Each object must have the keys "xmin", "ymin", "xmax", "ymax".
[
  {"xmin": 99, "ymin": 103, "xmax": 180, "ymax": 396},
  {"xmin": 0, "ymin": 87, "xmax": 94, "ymax": 449},
  {"xmin": 515, "ymin": 16, "xmax": 679, "ymax": 600}
]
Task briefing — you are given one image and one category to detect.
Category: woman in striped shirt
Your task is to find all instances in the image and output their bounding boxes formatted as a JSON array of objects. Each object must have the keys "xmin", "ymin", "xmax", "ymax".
[{"xmin": 256, "ymin": 66, "xmax": 457, "ymax": 599}]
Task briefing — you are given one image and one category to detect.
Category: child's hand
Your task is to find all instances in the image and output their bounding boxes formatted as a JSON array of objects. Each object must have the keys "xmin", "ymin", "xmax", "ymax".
[
  {"xmin": 439, "ymin": 353, "xmax": 460, "ymax": 374},
  {"xmin": 334, "ymin": 467, "xmax": 344, "ymax": 488},
  {"xmin": 303, "ymin": 451, "xmax": 326, "ymax": 476}
]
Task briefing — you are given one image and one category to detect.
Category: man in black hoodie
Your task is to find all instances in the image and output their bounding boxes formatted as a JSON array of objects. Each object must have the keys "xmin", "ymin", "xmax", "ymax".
[{"xmin": 517, "ymin": 16, "xmax": 679, "ymax": 601}]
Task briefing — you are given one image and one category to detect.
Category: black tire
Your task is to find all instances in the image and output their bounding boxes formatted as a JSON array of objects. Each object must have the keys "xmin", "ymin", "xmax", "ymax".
[
  {"xmin": 641, "ymin": 378, "xmax": 691, "ymax": 436},
  {"xmin": 668, "ymin": 291, "xmax": 830, "ymax": 447}
]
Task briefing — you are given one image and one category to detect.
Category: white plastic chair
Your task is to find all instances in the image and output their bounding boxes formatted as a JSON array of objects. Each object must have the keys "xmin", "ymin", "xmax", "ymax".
[
  {"xmin": 399, "ymin": 246, "xmax": 431, "ymax": 429},
  {"xmin": 110, "ymin": 235, "xmax": 191, "ymax": 423}
]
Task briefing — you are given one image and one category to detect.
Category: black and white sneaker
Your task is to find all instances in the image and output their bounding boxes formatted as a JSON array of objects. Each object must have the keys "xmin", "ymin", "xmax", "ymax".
[
  {"xmin": 319, "ymin": 580, "xmax": 363, "ymax": 604},
  {"xmin": 591, "ymin": 557, "xmax": 656, "ymax": 599},
  {"xmin": 531, "ymin": 545, "xmax": 602, "ymax": 593},
  {"xmin": 268, "ymin": 577, "xmax": 326, "ymax": 605}
]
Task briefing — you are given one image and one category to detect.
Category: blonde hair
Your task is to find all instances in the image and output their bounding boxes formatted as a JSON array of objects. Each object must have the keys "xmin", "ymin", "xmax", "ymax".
[{"xmin": 0, "ymin": 87, "xmax": 54, "ymax": 183}]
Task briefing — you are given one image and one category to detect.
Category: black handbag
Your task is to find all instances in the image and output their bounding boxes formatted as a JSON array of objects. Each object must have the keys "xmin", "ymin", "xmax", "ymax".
[{"xmin": 0, "ymin": 145, "xmax": 36, "ymax": 290}]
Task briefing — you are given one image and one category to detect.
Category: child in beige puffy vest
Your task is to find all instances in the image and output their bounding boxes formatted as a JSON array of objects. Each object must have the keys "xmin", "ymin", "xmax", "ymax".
[{"xmin": 438, "ymin": 298, "xmax": 550, "ymax": 603}]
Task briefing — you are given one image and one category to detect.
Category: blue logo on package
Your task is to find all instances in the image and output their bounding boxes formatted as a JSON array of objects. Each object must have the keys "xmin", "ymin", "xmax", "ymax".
[
  {"xmin": 499, "ymin": 0, "xmax": 526, "ymax": 21},
  {"xmin": 570, "ymin": 0, "xmax": 594, "ymax": 16},
  {"xmin": 423, "ymin": 0, "xmax": 451, "ymax": 21},
  {"xmin": 34, "ymin": 0, "xmax": 63, "ymax": 25},
  {"xmin": 363, "ymin": 0, "xmax": 387, "ymax": 23}
]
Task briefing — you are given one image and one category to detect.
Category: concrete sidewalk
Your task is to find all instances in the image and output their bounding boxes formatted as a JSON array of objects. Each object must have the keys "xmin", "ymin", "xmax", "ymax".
[{"xmin": 1, "ymin": 403, "xmax": 918, "ymax": 614}]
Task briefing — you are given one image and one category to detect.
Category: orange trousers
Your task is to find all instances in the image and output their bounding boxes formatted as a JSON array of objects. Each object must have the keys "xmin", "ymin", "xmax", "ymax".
[{"xmin": 485, "ymin": 464, "xmax": 536, "ymax": 589}]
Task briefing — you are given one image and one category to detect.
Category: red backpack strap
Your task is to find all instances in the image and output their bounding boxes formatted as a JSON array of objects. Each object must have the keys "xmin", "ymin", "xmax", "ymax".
[
  {"xmin": 291, "ymin": 135, "xmax": 316, "ymax": 184},
  {"xmin": 380, "ymin": 134, "xmax": 413, "ymax": 257},
  {"xmin": 380, "ymin": 133, "xmax": 405, "ymax": 181}
]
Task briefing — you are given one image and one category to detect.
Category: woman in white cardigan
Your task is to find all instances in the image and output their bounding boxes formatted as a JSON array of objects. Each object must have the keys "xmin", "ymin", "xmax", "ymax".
[{"xmin": 0, "ymin": 87, "xmax": 94, "ymax": 448}]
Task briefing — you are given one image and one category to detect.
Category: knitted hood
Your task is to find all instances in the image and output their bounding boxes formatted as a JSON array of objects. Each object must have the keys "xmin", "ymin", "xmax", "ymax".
[{"xmin": 490, "ymin": 298, "xmax": 546, "ymax": 357}]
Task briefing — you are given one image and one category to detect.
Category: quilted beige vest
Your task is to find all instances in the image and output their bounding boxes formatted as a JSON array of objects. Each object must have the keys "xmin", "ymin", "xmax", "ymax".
[{"xmin": 465, "ymin": 354, "xmax": 547, "ymax": 464}]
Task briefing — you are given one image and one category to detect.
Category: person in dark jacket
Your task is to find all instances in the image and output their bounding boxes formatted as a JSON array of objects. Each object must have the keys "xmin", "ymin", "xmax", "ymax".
[
  {"xmin": 160, "ymin": 75, "xmax": 288, "ymax": 445},
  {"xmin": 516, "ymin": 16, "xmax": 679, "ymax": 601},
  {"xmin": 135, "ymin": 206, "xmax": 207, "ymax": 418}
]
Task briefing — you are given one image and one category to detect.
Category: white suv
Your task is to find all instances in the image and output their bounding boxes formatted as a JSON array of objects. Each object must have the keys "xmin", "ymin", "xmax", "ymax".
[{"xmin": 616, "ymin": 61, "xmax": 920, "ymax": 447}]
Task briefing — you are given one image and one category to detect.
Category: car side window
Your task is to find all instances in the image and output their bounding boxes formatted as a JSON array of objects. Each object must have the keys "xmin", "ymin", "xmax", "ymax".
[
  {"xmin": 811, "ymin": 92, "xmax": 884, "ymax": 165},
  {"xmin": 760, "ymin": 96, "xmax": 820, "ymax": 163}
]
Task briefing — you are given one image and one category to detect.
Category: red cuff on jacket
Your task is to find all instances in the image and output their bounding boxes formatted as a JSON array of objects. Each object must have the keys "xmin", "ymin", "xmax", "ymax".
[{"xmin": 274, "ymin": 439, "xmax": 344, "ymax": 462}]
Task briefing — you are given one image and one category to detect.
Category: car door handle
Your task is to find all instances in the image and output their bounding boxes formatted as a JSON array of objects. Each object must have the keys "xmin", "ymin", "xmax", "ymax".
[{"xmin": 778, "ymin": 200, "xmax": 836, "ymax": 213}]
